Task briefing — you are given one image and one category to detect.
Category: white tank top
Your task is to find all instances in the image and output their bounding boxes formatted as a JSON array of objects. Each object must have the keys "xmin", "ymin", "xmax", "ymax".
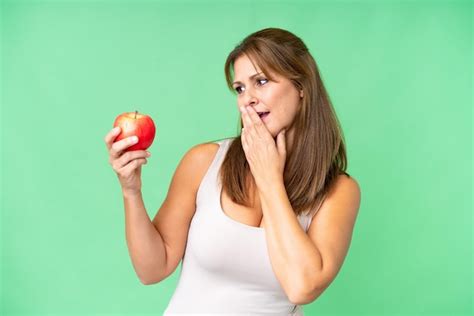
[{"xmin": 164, "ymin": 138, "xmax": 314, "ymax": 315}]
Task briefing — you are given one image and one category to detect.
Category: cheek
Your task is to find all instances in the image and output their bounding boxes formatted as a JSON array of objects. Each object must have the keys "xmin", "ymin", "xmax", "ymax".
[
  {"xmin": 271, "ymin": 93, "xmax": 294, "ymax": 113},
  {"xmin": 274, "ymin": 99, "xmax": 300, "ymax": 126}
]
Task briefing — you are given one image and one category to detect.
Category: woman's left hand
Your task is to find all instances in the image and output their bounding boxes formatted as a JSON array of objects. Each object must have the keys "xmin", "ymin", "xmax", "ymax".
[{"xmin": 240, "ymin": 106, "xmax": 286, "ymax": 188}]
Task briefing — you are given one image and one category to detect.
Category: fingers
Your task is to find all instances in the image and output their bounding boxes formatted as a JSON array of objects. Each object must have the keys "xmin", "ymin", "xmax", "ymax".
[
  {"xmin": 105, "ymin": 126, "xmax": 142, "ymax": 162},
  {"xmin": 104, "ymin": 127, "xmax": 139, "ymax": 157},
  {"xmin": 104, "ymin": 127, "xmax": 121, "ymax": 151},
  {"xmin": 111, "ymin": 149, "xmax": 150, "ymax": 170},
  {"xmin": 240, "ymin": 106, "xmax": 267, "ymax": 140},
  {"xmin": 111, "ymin": 136, "xmax": 139, "ymax": 157},
  {"xmin": 245, "ymin": 106, "xmax": 266, "ymax": 138},
  {"xmin": 239, "ymin": 106, "xmax": 249, "ymax": 128},
  {"xmin": 105, "ymin": 125, "xmax": 152, "ymax": 173},
  {"xmin": 117, "ymin": 157, "xmax": 148, "ymax": 177}
]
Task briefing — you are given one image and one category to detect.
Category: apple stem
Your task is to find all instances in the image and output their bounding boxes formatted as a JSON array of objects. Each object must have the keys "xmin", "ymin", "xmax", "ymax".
[{"xmin": 134, "ymin": 110, "xmax": 138, "ymax": 119}]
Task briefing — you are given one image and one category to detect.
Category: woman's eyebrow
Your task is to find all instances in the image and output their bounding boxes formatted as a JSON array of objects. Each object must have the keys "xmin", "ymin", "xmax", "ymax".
[{"xmin": 232, "ymin": 72, "xmax": 263, "ymax": 85}]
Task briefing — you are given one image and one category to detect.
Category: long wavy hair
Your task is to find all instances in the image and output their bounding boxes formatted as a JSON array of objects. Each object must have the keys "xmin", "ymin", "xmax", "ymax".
[{"xmin": 216, "ymin": 27, "xmax": 350, "ymax": 217}]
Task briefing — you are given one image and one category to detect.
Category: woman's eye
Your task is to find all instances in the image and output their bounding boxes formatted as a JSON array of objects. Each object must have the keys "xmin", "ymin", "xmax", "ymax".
[{"xmin": 234, "ymin": 78, "xmax": 268, "ymax": 95}]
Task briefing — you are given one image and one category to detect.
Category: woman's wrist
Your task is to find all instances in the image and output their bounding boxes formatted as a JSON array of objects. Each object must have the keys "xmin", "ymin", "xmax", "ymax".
[{"xmin": 122, "ymin": 188, "xmax": 142, "ymax": 199}]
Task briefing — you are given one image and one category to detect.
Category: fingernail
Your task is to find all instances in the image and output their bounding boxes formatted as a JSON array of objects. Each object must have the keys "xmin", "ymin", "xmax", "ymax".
[
  {"xmin": 132, "ymin": 136, "xmax": 138, "ymax": 142},
  {"xmin": 114, "ymin": 127, "xmax": 120, "ymax": 133}
]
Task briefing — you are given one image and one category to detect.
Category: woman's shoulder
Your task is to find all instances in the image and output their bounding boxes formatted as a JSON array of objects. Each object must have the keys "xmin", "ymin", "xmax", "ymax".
[
  {"xmin": 185, "ymin": 137, "xmax": 234, "ymax": 166},
  {"xmin": 194, "ymin": 137, "xmax": 234, "ymax": 154},
  {"xmin": 205, "ymin": 136, "xmax": 235, "ymax": 146},
  {"xmin": 185, "ymin": 142, "xmax": 218, "ymax": 163}
]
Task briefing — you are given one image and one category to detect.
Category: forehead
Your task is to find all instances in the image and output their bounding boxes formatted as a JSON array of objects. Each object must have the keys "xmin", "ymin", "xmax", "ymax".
[
  {"xmin": 233, "ymin": 54, "xmax": 285, "ymax": 87},
  {"xmin": 233, "ymin": 54, "xmax": 262, "ymax": 78}
]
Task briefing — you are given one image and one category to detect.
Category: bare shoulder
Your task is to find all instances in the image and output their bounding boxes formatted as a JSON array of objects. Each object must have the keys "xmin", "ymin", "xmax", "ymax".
[
  {"xmin": 186, "ymin": 141, "xmax": 220, "ymax": 180},
  {"xmin": 189, "ymin": 141, "xmax": 220, "ymax": 161},
  {"xmin": 311, "ymin": 174, "xmax": 361, "ymax": 221},
  {"xmin": 324, "ymin": 174, "xmax": 361, "ymax": 200},
  {"xmin": 165, "ymin": 140, "xmax": 222, "ymax": 201},
  {"xmin": 335, "ymin": 174, "xmax": 360, "ymax": 196}
]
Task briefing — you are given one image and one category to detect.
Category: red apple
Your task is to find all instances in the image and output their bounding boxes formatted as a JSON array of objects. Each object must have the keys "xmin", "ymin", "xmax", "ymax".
[{"xmin": 113, "ymin": 110, "xmax": 156, "ymax": 152}]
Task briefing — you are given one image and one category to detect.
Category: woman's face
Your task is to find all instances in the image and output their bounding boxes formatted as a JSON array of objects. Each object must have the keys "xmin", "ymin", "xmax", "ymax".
[{"xmin": 232, "ymin": 54, "xmax": 303, "ymax": 139}]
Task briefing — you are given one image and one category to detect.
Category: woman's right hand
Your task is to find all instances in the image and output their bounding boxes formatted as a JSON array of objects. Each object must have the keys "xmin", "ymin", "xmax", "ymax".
[{"xmin": 104, "ymin": 127, "xmax": 151, "ymax": 194}]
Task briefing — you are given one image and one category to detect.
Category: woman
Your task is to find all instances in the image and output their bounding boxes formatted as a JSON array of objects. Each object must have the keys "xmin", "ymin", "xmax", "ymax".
[{"xmin": 104, "ymin": 27, "xmax": 361, "ymax": 315}]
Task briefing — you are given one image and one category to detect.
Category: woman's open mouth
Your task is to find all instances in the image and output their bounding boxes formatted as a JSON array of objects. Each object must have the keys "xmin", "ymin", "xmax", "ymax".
[{"xmin": 258, "ymin": 112, "xmax": 270, "ymax": 122}]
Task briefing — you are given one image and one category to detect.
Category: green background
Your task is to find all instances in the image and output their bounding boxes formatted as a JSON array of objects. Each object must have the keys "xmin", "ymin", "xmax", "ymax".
[{"xmin": 1, "ymin": 0, "xmax": 472, "ymax": 315}]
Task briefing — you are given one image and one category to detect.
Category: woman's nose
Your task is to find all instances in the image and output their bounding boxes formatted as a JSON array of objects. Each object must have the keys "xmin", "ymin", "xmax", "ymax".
[{"xmin": 243, "ymin": 90, "xmax": 258, "ymax": 107}]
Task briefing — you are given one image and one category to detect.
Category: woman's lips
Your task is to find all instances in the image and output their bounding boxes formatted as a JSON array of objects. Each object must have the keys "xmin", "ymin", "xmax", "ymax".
[{"xmin": 260, "ymin": 112, "xmax": 270, "ymax": 122}]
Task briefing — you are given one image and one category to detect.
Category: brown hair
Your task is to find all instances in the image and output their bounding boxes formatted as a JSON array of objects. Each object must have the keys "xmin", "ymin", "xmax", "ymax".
[{"xmin": 217, "ymin": 27, "xmax": 349, "ymax": 217}]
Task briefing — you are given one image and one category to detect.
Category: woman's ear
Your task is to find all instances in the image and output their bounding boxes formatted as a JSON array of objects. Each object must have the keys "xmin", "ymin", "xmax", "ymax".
[{"xmin": 300, "ymin": 89, "xmax": 304, "ymax": 98}]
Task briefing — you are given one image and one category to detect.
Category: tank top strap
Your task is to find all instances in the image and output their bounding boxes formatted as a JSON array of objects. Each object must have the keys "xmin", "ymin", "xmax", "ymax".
[
  {"xmin": 213, "ymin": 138, "xmax": 233, "ymax": 163},
  {"xmin": 212, "ymin": 138, "xmax": 233, "ymax": 188}
]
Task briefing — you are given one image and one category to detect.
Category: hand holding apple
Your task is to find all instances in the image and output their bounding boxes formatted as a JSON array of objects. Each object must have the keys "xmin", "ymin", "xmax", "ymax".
[
  {"xmin": 105, "ymin": 110, "xmax": 156, "ymax": 195},
  {"xmin": 113, "ymin": 110, "xmax": 156, "ymax": 152}
]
